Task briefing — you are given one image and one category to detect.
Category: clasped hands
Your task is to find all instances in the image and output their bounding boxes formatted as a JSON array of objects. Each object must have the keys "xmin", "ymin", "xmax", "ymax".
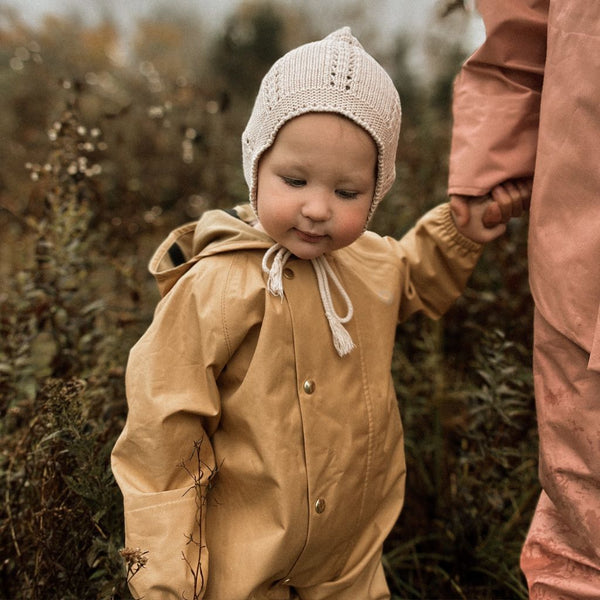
[{"xmin": 450, "ymin": 178, "xmax": 532, "ymax": 243}]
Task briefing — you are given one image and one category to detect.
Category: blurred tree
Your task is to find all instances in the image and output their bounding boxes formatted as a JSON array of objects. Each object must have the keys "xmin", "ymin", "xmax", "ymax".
[
  {"xmin": 132, "ymin": 9, "xmax": 208, "ymax": 85},
  {"xmin": 210, "ymin": 1, "xmax": 302, "ymax": 99}
]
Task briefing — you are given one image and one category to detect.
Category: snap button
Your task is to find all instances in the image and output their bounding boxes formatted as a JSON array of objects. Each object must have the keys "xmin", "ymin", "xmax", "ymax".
[
  {"xmin": 315, "ymin": 498, "xmax": 326, "ymax": 513},
  {"xmin": 303, "ymin": 379, "xmax": 315, "ymax": 394},
  {"xmin": 283, "ymin": 267, "xmax": 295, "ymax": 279}
]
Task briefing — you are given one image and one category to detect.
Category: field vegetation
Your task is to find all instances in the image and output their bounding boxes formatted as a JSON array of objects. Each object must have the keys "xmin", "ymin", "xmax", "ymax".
[{"xmin": 0, "ymin": 2, "xmax": 538, "ymax": 598}]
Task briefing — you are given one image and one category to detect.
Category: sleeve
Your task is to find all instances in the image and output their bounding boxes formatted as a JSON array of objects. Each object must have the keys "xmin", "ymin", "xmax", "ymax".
[
  {"xmin": 448, "ymin": 0, "xmax": 549, "ymax": 196},
  {"xmin": 111, "ymin": 259, "xmax": 243, "ymax": 599},
  {"xmin": 390, "ymin": 203, "xmax": 484, "ymax": 323}
]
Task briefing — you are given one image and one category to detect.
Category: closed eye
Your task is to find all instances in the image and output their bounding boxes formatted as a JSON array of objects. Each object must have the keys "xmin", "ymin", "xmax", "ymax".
[
  {"xmin": 336, "ymin": 189, "xmax": 359, "ymax": 200},
  {"xmin": 282, "ymin": 176, "xmax": 306, "ymax": 188}
]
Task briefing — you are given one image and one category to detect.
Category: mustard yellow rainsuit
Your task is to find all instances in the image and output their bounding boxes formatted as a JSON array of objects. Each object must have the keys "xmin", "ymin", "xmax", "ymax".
[{"xmin": 112, "ymin": 203, "xmax": 482, "ymax": 599}]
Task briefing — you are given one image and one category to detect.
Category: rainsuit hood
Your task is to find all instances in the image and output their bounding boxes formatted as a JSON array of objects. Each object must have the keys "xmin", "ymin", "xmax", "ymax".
[{"xmin": 149, "ymin": 204, "xmax": 270, "ymax": 298}]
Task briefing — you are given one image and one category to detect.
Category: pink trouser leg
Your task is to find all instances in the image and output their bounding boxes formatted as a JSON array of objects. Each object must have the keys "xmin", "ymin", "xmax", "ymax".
[
  {"xmin": 522, "ymin": 491, "xmax": 600, "ymax": 599},
  {"xmin": 521, "ymin": 310, "xmax": 600, "ymax": 598}
]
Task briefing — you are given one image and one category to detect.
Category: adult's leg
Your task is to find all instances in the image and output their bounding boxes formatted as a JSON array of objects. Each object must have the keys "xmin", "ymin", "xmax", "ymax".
[{"xmin": 521, "ymin": 309, "xmax": 600, "ymax": 598}]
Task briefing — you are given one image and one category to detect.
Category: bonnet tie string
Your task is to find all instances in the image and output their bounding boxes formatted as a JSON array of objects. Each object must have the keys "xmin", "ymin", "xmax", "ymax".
[
  {"xmin": 262, "ymin": 244, "xmax": 355, "ymax": 357},
  {"xmin": 311, "ymin": 254, "xmax": 355, "ymax": 356},
  {"xmin": 262, "ymin": 243, "xmax": 291, "ymax": 297}
]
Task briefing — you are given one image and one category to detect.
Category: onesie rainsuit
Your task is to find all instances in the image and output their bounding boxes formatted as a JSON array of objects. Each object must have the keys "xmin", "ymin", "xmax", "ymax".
[
  {"xmin": 448, "ymin": 1, "xmax": 600, "ymax": 596},
  {"xmin": 111, "ymin": 203, "xmax": 482, "ymax": 599}
]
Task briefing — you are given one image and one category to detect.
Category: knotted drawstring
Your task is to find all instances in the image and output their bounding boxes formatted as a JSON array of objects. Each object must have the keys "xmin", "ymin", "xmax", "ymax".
[
  {"xmin": 262, "ymin": 244, "xmax": 292, "ymax": 297},
  {"xmin": 311, "ymin": 255, "xmax": 355, "ymax": 356},
  {"xmin": 262, "ymin": 244, "xmax": 355, "ymax": 357}
]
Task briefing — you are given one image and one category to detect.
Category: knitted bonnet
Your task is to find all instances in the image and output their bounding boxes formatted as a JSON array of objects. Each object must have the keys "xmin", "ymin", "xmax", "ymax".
[
  {"xmin": 243, "ymin": 28, "xmax": 402, "ymax": 358},
  {"xmin": 242, "ymin": 26, "xmax": 402, "ymax": 222}
]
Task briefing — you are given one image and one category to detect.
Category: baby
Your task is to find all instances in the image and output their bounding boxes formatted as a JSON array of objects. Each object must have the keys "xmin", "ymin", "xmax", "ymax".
[{"xmin": 112, "ymin": 27, "xmax": 529, "ymax": 600}]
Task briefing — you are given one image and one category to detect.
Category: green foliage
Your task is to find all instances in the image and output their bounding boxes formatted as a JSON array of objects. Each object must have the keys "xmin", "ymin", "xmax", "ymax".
[
  {"xmin": 1, "ymin": 378, "xmax": 129, "ymax": 599},
  {"xmin": 0, "ymin": 3, "xmax": 538, "ymax": 599},
  {"xmin": 0, "ymin": 97, "xmax": 133, "ymax": 598},
  {"xmin": 386, "ymin": 319, "xmax": 537, "ymax": 599}
]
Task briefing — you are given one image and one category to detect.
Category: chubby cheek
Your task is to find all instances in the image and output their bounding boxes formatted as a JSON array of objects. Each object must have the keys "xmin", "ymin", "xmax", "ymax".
[
  {"xmin": 334, "ymin": 209, "xmax": 369, "ymax": 247},
  {"xmin": 256, "ymin": 195, "xmax": 293, "ymax": 237}
]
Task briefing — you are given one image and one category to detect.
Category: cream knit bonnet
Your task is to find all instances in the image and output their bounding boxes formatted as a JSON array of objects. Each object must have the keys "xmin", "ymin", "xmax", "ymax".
[
  {"xmin": 242, "ymin": 26, "xmax": 401, "ymax": 223},
  {"xmin": 242, "ymin": 28, "xmax": 402, "ymax": 357}
]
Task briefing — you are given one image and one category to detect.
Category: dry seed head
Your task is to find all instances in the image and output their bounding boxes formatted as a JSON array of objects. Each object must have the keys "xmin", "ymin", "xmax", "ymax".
[
  {"xmin": 148, "ymin": 106, "xmax": 165, "ymax": 119},
  {"xmin": 88, "ymin": 164, "xmax": 102, "ymax": 176},
  {"xmin": 119, "ymin": 547, "xmax": 149, "ymax": 571}
]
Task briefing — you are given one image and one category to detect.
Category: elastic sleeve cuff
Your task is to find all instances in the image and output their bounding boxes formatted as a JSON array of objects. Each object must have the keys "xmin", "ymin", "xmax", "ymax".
[{"xmin": 437, "ymin": 202, "xmax": 485, "ymax": 255}]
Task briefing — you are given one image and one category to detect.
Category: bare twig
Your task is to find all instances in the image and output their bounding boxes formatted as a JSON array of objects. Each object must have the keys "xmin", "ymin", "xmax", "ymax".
[
  {"xmin": 119, "ymin": 546, "xmax": 149, "ymax": 583},
  {"xmin": 179, "ymin": 438, "xmax": 219, "ymax": 600}
]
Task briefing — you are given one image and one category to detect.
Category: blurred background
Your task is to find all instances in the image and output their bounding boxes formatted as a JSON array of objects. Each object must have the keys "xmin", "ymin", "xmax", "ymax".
[{"xmin": 0, "ymin": 2, "xmax": 538, "ymax": 599}]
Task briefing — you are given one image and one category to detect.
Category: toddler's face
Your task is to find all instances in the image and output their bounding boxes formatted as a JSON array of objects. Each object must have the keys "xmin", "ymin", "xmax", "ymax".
[{"xmin": 255, "ymin": 113, "xmax": 377, "ymax": 260}]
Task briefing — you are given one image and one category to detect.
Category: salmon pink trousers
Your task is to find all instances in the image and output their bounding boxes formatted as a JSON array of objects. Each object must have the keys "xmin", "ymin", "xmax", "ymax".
[{"xmin": 521, "ymin": 310, "xmax": 600, "ymax": 598}]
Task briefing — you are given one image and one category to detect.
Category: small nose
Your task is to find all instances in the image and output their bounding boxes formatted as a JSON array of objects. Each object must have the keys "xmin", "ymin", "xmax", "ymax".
[{"xmin": 301, "ymin": 192, "xmax": 331, "ymax": 222}]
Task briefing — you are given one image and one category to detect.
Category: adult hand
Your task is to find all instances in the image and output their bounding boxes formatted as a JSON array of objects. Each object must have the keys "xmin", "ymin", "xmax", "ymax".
[
  {"xmin": 450, "ymin": 178, "xmax": 532, "ymax": 243},
  {"xmin": 482, "ymin": 178, "xmax": 532, "ymax": 226}
]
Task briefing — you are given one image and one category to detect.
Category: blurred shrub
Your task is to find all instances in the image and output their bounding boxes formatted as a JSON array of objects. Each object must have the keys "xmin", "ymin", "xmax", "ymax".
[
  {"xmin": 386, "ymin": 318, "xmax": 537, "ymax": 599},
  {"xmin": 0, "ymin": 101, "xmax": 134, "ymax": 598},
  {"xmin": 0, "ymin": 3, "xmax": 537, "ymax": 598}
]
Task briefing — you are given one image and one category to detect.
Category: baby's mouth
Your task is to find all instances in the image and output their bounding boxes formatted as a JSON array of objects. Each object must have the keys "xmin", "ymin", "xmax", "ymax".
[{"xmin": 295, "ymin": 229, "xmax": 326, "ymax": 243}]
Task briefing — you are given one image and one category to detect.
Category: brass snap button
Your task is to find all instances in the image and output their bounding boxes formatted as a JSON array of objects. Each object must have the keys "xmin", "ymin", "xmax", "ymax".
[{"xmin": 303, "ymin": 380, "xmax": 316, "ymax": 394}]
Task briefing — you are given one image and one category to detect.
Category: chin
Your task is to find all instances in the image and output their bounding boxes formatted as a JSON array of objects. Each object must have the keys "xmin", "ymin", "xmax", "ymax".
[
  {"xmin": 288, "ymin": 244, "xmax": 327, "ymax": 260},
  {"xmin": 297, "ymin": 252, "xmax": 324, "ymax": 260}
]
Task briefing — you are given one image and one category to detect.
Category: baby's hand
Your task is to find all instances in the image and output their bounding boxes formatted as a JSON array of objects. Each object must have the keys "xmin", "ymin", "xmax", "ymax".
[{"xmin": 450, "ymin": 178, "xmax": 532, "ymax": 243}]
